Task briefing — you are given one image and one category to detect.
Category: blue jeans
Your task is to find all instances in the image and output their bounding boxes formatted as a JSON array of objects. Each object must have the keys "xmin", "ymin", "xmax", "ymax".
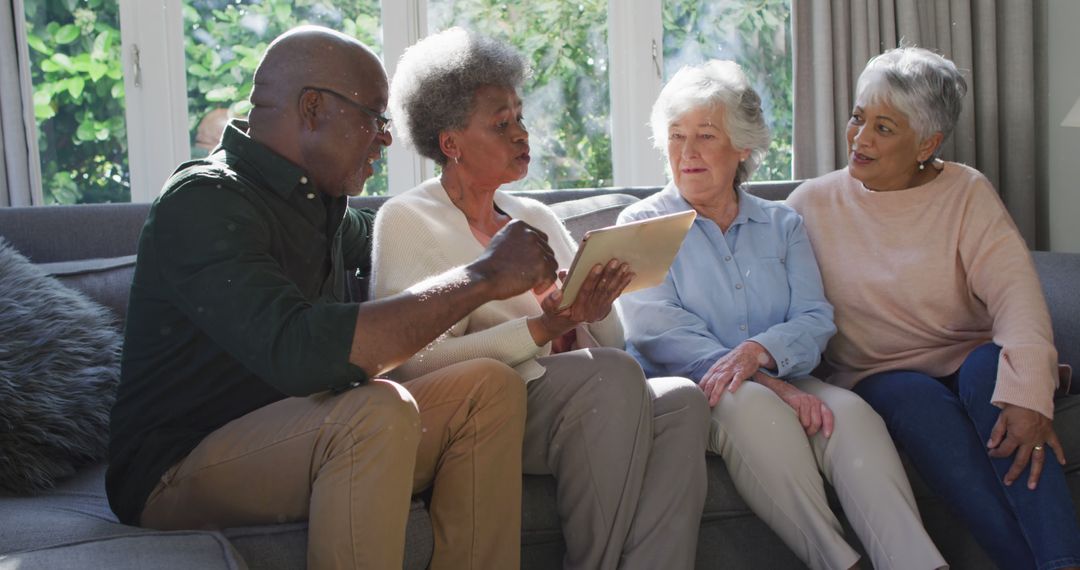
[{"xmin": 854, "ymin": 344, "xmax": 1080, "ymax": 570}]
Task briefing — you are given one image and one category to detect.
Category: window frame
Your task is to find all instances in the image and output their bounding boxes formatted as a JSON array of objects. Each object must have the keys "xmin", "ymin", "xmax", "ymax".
[
  {"xmin": 118, "ymin": 0, "xmax": 190, "ymax": 203},
  {"xmin": 25, "ymin": 0, "xmax": 800, "ymax": 202}
]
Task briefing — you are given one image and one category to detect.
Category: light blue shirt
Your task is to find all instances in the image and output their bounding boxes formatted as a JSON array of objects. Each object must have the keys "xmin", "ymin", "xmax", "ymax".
[{"xmin": 616, "ymin": 184, "xmax": 835, "ymax": 382}]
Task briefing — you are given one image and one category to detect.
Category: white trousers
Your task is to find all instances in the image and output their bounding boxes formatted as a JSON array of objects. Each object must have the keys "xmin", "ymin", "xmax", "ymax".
[{"xmin": 708, "ymin": 377, "xmax": 947, "ymax": 570}]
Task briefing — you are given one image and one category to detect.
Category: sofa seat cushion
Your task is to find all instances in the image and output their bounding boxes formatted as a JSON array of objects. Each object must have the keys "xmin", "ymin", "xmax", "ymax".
[
  {"xmin": 0, "ymin": 532, "xmax": 245, "ymax": 570},
  {"xmin": 0, "ymin": 462, "xmax": 435, "ymax": 570},
  {"xmin": 223, "ymin": 498, "xmax": 433, "ymax": 570}
]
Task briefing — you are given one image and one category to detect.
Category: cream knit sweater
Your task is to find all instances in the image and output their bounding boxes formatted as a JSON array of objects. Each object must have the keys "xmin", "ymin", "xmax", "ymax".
[
  {"xmin": 370, "ymin": 178, "xmax": 624, "ymax": 382},
  {"xmin": 787, "ymin": 162, "xmax": 1058, "ymax": 418}
]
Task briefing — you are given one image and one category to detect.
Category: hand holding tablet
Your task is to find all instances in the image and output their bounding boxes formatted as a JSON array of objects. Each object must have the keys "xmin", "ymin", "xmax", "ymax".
[{"xmin": 557, "ymin": 210, "xmax": 696, "ymax": 310}]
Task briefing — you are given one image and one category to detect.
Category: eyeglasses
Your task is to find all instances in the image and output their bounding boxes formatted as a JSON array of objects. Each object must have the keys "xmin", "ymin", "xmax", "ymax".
[{"xmin": 303, "ymin": 86, "xmax": 391, "ymax": 135}]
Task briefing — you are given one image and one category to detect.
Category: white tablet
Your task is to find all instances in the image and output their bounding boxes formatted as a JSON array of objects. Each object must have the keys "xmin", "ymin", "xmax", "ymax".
[{"xmin": 558, "ymin": 209, "xmax": 696, "ymax": 309}]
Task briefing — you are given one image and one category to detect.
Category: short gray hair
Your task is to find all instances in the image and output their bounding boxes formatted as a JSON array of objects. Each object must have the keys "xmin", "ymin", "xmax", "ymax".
[
  {"xmin": 650, "ymin": 60, "xmax": 770, "ymax": 190},
  {"xmin": 855, "ymin": 46, "xmax": 967, "ymax": 153},
  {"xmin": 389, "ymin": 27, "xmax": 528, "ymax": 165}
]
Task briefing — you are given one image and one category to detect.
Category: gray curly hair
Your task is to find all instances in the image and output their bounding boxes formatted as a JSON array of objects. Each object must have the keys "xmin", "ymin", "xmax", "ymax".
[
  {"xmin": 855, "ymin": 46, "xmax": 968, "ymax": 156},
  {"xmin": 650, "ymin": 60, "xmax": 770, "ymax": 190},
  {"xmin": 388, "ymin": 27, "xmax": 529, "ymax": 165}
]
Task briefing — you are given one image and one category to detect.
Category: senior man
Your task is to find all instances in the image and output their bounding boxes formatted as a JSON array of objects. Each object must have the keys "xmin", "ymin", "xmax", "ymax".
[{"xmin": 107, "ymin": 26, "xmax": 557, "ymax": 570}]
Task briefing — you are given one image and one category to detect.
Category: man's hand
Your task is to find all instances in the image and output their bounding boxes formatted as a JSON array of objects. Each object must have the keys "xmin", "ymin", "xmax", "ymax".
[
  {"xmin": 528, "ymin": 260, "xmax": 632, "ymax": 346},
  {"xmin": 468, "ymin": 220, "xmax": 559, "ymax": 300},
  {"xmin": 699, "ymin": 341, "xmax": 775, "ymax": 407},
  {"xmin": 988, "ymin": 404, "xmax": 1065, "ymax": 490}
]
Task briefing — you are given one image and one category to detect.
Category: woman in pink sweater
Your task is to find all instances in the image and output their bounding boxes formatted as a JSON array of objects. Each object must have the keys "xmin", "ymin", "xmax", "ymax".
[{"xmin": 788, "ymin": 47, "xmax": 1080, "ymax": 569}]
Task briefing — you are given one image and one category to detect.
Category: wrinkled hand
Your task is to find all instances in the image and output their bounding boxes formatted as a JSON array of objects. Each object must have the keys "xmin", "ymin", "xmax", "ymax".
[
  {"xmin": 699, "ymin": 341, "xmax": 775, "ymax": 407},
  {"xmin": 529, "ymin": 260, "xmax": 632, "ymax": 345},
  {"xmin": 988, "ymin": 404, "xmax": 1065, "ymax": 490},
  {"xmin": 469, "ymin": 220, "xmax": 558, "ymax": 300},
  {"xmin": 753, "ymin": 372, "xmax": 834, "ymax": 438}
]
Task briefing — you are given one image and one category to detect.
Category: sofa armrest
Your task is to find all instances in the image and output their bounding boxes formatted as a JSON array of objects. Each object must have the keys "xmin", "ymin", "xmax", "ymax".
[{"xmin": 1032, "ymin": 251, "xmax": 1080, "ymax": 393}]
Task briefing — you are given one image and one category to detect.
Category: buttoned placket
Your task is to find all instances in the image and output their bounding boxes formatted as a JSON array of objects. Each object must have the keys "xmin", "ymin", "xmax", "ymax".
[{"xmin": 703, "ymin": 220, "xmax": 751, "ymax": 341}]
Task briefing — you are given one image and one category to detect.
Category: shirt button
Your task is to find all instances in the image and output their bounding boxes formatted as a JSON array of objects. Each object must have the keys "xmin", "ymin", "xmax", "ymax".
[
  {"xmin": 735, "ymin": 283, "xmax": 743, "ymax": 289},
  {"xmin": 739, "ymin": 324, "xmax": 747, "ymax": 331},
  {"xmin": 306, "ymin": 193, "xmax": 316, "ymax": 200},
  {"xmin": 300, "ymin": 176, "xmax": 308, "ymax": 184},
  {"xmin": 724, "ymin": 255, "xmax": 732, "ymax": 262}
]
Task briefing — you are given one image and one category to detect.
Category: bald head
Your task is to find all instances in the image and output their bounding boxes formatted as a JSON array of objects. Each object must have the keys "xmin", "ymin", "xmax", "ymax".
[{"xmin": 248, "ymin": 26, "xmax": 385, "ymax": 146}]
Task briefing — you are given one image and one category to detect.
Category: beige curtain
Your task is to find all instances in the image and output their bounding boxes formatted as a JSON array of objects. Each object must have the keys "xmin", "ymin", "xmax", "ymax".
[
  {"xmin": 793, "ymin": 0, "xmax": 1047, "ymax": 247},
  {"xmin": 1, "ymin": 0, "xmax": 40, "ymax": 207}
]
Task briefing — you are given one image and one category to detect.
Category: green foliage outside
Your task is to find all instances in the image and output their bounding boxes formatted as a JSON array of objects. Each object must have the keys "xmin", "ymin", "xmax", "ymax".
[
  {"xmin": 429, "ymin": 0, "xmax": 612, "ymax": 190},
  {"xmin": 24, "ymin": 0, "xmax": 793, "ymax": 204},
  {"xmin": 184, "ymin": 0, "xmax": 385, "ymax": 194},
  {"xmin": 25, "ymin": 0, "xmax": 128, "ymax": 204},
  {"xmin": 663, "ymin": 0, "xmax": 794, "ymax": 181},
  {"xmin": 25, "ymin": 0, "xmax": 382, "ymax": 204}
]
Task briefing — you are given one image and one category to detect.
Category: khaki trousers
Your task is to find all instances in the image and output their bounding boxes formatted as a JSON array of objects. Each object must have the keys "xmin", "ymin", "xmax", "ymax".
[
  {"xmin": 708, "ymin": 377, "xmax": 946, "ymax": 570},
  {"xmin": 141, "ymin": 358, "xmax": 526, "ymax": 570},
  {"xmin": 525, "ymin": 348, "xmax": 709, "ymax": 570}
]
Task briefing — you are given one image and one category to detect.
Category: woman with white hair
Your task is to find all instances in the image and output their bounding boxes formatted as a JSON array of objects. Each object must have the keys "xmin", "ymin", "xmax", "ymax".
[
  {"xmin": 371, "ymin": 28, "xmax": 709, "ymax": 570},
  {"xmin": 618, "ymin": 60, "xmax": 946, "ymax": 570},
  {"xmin": 788, "ymin": 46, "xmax": 1080, "ymax": 569}
]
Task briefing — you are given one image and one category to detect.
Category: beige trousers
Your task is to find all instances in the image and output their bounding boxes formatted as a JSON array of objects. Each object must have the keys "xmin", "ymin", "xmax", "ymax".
[
  {"xmin": 708, "ymin": 376, "xmax": 946, "ymax": 570},
  {"xmin": 141, "ymin": 358, "xmax": 526, "ymax": 570},
  {"xmin": 525, "ymin": 348, "xmax": 709, "ymax": 570}
]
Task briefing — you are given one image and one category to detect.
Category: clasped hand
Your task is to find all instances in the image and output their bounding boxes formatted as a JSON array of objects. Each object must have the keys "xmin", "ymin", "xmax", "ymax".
[
  {"xmin": 699, "ymin": 341, "xmax": 775, "ymax": 406},
  {"xmin": 699, "ymin": 342, "xmax": 833, "ymax": 437}
]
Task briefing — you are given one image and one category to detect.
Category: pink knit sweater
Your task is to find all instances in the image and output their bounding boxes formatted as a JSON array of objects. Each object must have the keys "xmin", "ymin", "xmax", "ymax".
[{"xmin": 787, "ymin": 162, "xmax": 1058, "ymax": 419}]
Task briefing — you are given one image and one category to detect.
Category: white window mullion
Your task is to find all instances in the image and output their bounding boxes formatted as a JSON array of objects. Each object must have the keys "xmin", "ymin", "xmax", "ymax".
[
  {"xmin": 382, "ymin": 0, "xmax": 432, "ymax": 195},
  {"xmin": 11, "ymin": 0, "xmax": 45, "ymax": 205},
  {"xmin": 118, "ymin": 0, "xmax": 189, "ymax": 203},
  {"xmin": 608, "ymin": 0, "xmax": 665, "ymax": 187}
]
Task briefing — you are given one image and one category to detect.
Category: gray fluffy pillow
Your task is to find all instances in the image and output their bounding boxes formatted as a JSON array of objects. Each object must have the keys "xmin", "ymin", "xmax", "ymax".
[{"xmin": 0, "ymin": 238, "xmax": 121, "ymax": 494}]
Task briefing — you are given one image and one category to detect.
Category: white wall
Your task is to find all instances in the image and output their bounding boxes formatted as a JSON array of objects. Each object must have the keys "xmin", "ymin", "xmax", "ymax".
[{"xmin": 1047, "ymin": 0, "xmax": 1080, "ymax": 253}]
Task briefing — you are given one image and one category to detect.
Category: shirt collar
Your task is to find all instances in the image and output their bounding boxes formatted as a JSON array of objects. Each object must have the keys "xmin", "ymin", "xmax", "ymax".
[
  {"xmin": 217, "ymin": 119, "xmax": 312, "ymax": 200},
  {"xmin": 659, "ymin": 183, "xmax": 770, "ymax": 226},
  {"xmin": 734, "ymin": 187, "xmax": 770, "ymax": 224}
]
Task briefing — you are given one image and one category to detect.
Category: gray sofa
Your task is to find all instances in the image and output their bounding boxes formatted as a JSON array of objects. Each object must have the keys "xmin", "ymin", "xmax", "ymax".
[{"xmin": 1, "ymin": 181, "xmax": 1079, "ymax": 569}]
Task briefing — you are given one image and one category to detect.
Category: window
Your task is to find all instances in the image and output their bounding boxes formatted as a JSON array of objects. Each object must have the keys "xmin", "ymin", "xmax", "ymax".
[
  {"xmin": 14, "ymin": 0, "xmax": 794, "ymax": 205},
  {"xmin": 662, "ymin": 0, "xmax": 793, "ymax": 181},
  {"xmin": 428, "ymin": 0, "xmax": 612, "ymax": 190},
  {"xmin": 24, "ymin": 0, "xmax": 129, "ymax": 204},
  {"xmin": 183, "ymin": 0, "xmax": 386, "ymax": 194}
]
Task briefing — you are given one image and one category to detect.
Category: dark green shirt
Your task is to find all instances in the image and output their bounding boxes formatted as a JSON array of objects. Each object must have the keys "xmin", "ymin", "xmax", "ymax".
[{"xmin": 107, "ymin": 120, "xmax": 373, "ymax": 524}]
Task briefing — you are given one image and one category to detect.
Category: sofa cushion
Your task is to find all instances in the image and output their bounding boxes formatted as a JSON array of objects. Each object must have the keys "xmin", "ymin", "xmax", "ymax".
[
  {"xmin": 0, "ymin": 462, "xmax": 435, "ymax": 570},
  {"xmin": 0, "ymin": 532, "xmax": 245, "ymax": 570},
  {"xmin": 223, "ymin": 499, "xmax": 433, "ymax": 570},
  {"xmin": 0, "ymin": 239, "xmax": 120, "ymax": 494},
  {"xmin": 548, "ymin": 193, "xmax": 640, "ymax": 242},
  {"xmin": 38, "ymin": 255, "xmax": 137, "ymax": 324},
  {"xmin": 0, "ymin": 203, "xmax": 151, "ymax": 263}
]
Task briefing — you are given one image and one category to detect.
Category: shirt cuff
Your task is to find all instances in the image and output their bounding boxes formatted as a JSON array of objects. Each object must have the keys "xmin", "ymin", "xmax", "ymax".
[{"xmin": 749, "ymin": 331, "xmax": 793, "ymax": 378}]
